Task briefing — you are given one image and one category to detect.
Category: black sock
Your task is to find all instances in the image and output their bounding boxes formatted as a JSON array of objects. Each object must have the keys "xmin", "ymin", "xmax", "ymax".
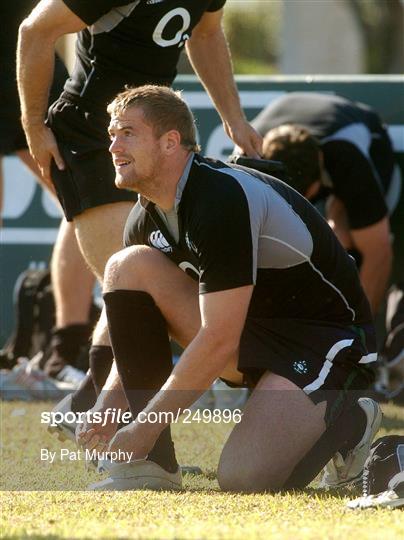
[
  {"xmin": 104, "ymin": 289, "xmax": 178, "ymax": 473},
  {"xmin": 71, "ymin": 372, "xmax": 97, "ymax": 412},
  {"xmin": 89, "ymin": 345, "xmax": 114, "ymax": 396},
  {"xmin": 283, "ymin": 400, "xmax": 368, "ymax": 489},
  {"xmin": 70, "ymin": 345, "xmax": 114, "ymax": 412},
  {"xmin": 43, "ymin": 323, "xmax": 92, "ymax": 377}
]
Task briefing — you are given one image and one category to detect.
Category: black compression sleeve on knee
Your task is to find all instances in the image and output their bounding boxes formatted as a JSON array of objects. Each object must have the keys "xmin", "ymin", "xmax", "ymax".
[
  {"xmin": 71, "ymin": 372, "xmax": 97, "ymax": 413},
  {"xmin": 89, "ymin": 345, "xmax": 114, "ymax": 396},
  {"xmin": 283, "ymin": 400, "xmax": 367, "ymax": 489},
  {"xmin": 104, "ymin": 289, "xmax": 177, "ymax": 472},
  {"xmin": 71, "ymin": 345, "xmax": 113, "ymax": 412}
]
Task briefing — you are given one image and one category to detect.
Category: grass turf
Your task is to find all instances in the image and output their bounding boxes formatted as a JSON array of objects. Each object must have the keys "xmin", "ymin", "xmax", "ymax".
[{"xmin": 0, "ymin": 400, "xmax": 403, "ymax": 539}]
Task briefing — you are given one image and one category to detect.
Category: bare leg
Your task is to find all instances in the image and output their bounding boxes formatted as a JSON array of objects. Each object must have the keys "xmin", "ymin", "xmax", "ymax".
[
  {"xmin": 51, "ymin": 218, "xmax": 95, "ymax": 326},
  {"xmin": 217, "ymin": 373, "xmax": 326, "ymax": 492},
  {"xmin": 16, "ymin": 149, "xmax": 95, "ymax": 328},
  {"xmin": 73, "ymin": 202, "xmax": 135, "ymax": 346},
  {"xmin": 74, "ymin": 202, "xmax": 134, "ymax": 283}
]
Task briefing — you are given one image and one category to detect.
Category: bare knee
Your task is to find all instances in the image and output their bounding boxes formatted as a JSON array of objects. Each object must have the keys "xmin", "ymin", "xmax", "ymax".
[{"xmin": 104, "ymin": 245, "xmax": 159, "ymax": 292}]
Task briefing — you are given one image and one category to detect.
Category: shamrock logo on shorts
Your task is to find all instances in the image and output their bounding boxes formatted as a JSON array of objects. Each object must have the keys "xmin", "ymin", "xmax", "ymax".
[{"xmin": 293, "ymin": 360, "xmax": 308, "ymax": 374}]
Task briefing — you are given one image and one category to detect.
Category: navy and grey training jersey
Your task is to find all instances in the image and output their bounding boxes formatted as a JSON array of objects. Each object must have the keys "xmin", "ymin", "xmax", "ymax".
[
  {"xmin": 252, "ymin": 92, "xmax": 395, "ymax": 229},
  {"xmin": 124, "ymin": 153, "xmax": 372, "ymax": 325},
  {"xmin": 61, "ymin": 0, "xmax": 226, "ymax": 109}
]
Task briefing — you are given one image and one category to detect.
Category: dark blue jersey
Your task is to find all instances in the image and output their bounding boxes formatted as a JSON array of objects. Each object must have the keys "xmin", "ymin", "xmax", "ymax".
[
  {"xmin": 62, "ymin": 0, "xmax": 226, "ymax": 109},
  {"xmin": 124, "ymin": 153, "xmax": 373, "ymax": 326}
]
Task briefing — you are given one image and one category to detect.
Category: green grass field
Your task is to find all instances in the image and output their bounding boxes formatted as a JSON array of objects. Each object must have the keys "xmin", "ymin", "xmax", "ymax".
[{"xmin": 1, "ymin": 401, "xmax": 403, "ymax": 539}]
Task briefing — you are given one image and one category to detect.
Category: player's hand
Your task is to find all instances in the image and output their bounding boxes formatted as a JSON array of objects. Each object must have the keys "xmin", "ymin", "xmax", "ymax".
[
  {"xmin": 224, "ymin": 120, "xmax": 263, "ymax": 159},
  {"xmin": 25, "ymin": 124, "xmax": 65, "ymax": 193},
  {"xmin": 76, "ymin": 410, "xmax": 119, "ymax": 453},
  {"xmin": 108, "ymin": 420, "xmax": 157, "ymax": 460}
]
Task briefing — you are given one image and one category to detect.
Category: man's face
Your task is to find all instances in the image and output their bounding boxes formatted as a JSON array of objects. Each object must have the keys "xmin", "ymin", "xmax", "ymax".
[{"xmin": 108, "ymin": 106, "xmax": 162, "ymax": 192}]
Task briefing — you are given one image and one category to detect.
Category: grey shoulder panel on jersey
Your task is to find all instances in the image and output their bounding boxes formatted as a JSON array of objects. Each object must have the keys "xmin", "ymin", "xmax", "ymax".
[
  {"xmin": 214, "ymin": 165, "xmax": 314, "ymax": 270},
  {"xmin": 90, "ymin": 1, "xmax": 141, "ymax": 35}
]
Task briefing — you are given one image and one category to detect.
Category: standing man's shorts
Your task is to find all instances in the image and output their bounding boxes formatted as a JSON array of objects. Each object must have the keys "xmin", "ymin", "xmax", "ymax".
[
  {"xmin": 237, "ymin": 317, "xmax": 377, "ymax": 426},
  {"xmin": 47, "ymin": 93, "xmax": 137, "ymax": 221}
]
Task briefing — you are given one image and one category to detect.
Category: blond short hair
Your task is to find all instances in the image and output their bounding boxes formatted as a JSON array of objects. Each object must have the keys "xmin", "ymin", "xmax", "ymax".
[{"xmin": 108, "ymin": 85, "xmax": 200, "ymax": 152}]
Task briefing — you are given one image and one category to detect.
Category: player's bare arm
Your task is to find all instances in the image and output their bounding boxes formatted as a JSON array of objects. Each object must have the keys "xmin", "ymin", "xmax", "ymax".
[
  {"xmin": 17, "ymin": 0, "xmax": 86, "ymax": 187},
  {"xmin": 351, "ymin": 217, "xmax": 393, "ymax": 314},
  {"xmin": 108, "ymin": 285, "xmax": 253, "ymax": 459},
  {"xmin": 327, "ymin": 196, "xmax": 392, "ymax": 314},
  {"xmin": 186, "ymin": 9, "xmax": 262, "ymax": 158}
]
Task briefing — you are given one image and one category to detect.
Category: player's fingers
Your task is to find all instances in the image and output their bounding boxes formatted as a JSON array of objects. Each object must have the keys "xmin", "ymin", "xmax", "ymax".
[
  {"xmin": 85, "ymin": 434, "xmax": 102, "ymax": 452},
  {"xmin": 51, "ymin": 145, "xmax": 65, "ymax": 171},
  {"xmin": 78, "ymin": 426, "xmax": 95, "ymax": 444}
]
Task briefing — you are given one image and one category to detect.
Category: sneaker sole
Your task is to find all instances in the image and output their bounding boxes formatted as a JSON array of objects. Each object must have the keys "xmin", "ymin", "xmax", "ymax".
[
  {"xmin": 322, "ymin": 398, "xmax": 382, "ymax": 489},
  {"xmin": 47, "ymin": 422, "xmax": 76, "ymax": 443},
  {"xmin": 88, "ymin": 475, "xmax": 182, "ymax": 491}
]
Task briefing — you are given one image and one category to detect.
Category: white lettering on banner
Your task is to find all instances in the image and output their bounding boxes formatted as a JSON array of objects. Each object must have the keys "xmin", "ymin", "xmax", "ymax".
[
  {"xmin": 2, "ymin": 156, "xmax": 61, "ymax": 219},
  {"xmin": 152, "ymin": 8, "xmax": 190, "ymax": 48},
  {"xmin": 3, "ymin": 157, "xmax": 37, "ymax": 219}
]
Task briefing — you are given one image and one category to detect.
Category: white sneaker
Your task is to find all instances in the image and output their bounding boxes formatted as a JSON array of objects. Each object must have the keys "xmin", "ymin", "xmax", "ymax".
[
  {"xmin": 56, "ymin": 365, "xmax": 86, "ymax": 386},
  {"xmin": 320, "ymin": 397, "xmax": 382, "ymax": 489},
  {"xmin": 88, "ymin": 460, "xmax": 182, "ymax": 491},
  {"xmin": 47, "ymin": 393, "xmax": 77, "ymax": 443},
  {"xmin": 0, "ymin": 359, "xmax": 67, "ymax": 401}
]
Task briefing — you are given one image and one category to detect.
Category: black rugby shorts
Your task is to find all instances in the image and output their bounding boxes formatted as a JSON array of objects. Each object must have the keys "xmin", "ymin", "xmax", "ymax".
[
  {"xmin": 237, "ymin": 318, "xmax": 377, "ymax": 426},
  {"xmin": 47, "ymin": 97, "xmax": 137, "ymax": 221}
]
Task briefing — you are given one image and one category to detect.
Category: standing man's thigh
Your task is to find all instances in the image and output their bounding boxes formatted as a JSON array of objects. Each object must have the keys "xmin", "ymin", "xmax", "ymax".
[
  {"xmin": 74, "ymin": 201, "xmax": 134, "ymax": 282},
  {"xmin": 218, "ymin": 371, "xmax": 326, "ymax": 493},
  {"xmin": 48, "ymin": 104, "xmax": 137, "ymax": 280}
]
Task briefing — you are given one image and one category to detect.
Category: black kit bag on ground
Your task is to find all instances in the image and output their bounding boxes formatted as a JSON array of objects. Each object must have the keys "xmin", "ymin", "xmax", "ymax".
[
  {"xmin": 0, "ymin": 269, "xmax": 54, "ymax": 369},
  {"xmin": 0, "ymin": 268, "xmax": 100, "ymax": 371},
  {"xmin": 363, "ymin": 435, "xmax": 404, "ymax": 496},
  {"xmin": 347, "ymin": 435, "xmax": 404, "ymax": 509}
]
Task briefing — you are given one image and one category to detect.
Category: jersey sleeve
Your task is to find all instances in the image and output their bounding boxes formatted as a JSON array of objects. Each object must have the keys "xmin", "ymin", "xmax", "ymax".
[
  {"xmin": 189, "ymin": 178, "xmax": 257, "ymax": 294},
  {"xmin": 123, "ymin": 202, "xmax": 145, "ymax": 248},
  {"xmin": 62, "ymin": 0, "xmax": 135, "ymax": 25},
  {"xmin": 323, "ymin": 140, "xmax": 388, "ymax": 229}
]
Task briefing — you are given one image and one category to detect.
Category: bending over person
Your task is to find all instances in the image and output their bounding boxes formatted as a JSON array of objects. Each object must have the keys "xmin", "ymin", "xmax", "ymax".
[{"xmin": 252, "ymin": 91, "xmax": 401, "ymax": 316}]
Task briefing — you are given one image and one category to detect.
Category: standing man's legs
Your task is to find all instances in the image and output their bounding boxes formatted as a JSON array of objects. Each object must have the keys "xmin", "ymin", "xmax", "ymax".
[
  {"xmin": 51, "ymin": 218, "xmax": 95, "ymax": 328},
  {"xmin": 62, "ymin": 201, "xmax": 134, "ymax": 412},
  {"xmin": 15, "ymin": 149, "xmax": 96, "ymax": 378}
]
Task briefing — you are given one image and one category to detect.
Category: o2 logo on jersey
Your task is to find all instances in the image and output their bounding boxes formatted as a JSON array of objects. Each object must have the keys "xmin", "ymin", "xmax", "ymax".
[{"xmin": 152, "ymin": 8, "xmax": 191, "ymax": 48}]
